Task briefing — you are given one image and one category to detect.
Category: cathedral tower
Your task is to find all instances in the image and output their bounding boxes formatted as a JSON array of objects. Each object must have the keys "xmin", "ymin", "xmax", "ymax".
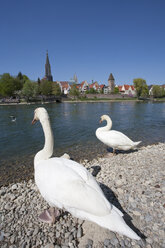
[{"xmin": 45, "ymin": 51, "xmax": 53, "ymax": 81}]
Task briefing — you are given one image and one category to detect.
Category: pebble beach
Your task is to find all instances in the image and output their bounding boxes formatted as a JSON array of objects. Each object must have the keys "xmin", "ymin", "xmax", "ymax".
[{"xmin": 0, "ymin": 143, "xmax": 165, "ymax": 248}]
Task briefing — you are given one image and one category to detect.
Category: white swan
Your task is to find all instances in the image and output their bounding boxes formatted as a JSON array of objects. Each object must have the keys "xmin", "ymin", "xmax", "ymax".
[
  {"xmin": 10, "ymin": 115, "xmax": 16, "ymax": 122},
  {"xmin": 96, "ymin": 115, "xmax": 141, "ymax": 154},
  {"xmin": 32, "ymin": 107, "xmax": 141, "ymax": 240}
]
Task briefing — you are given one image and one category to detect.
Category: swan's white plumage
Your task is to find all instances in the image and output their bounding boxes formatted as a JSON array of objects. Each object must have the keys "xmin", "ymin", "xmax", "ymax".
[
  {"xmin": 35, "ymin": 157, "xmax": 111, "ymax": 216},
  {"xmin": 96, "ymin": 115, "xmax": 141, "ymax": 151},
  {"xmin": 33, "ymin": 108, "xmax": 141, "ymax": 240}
]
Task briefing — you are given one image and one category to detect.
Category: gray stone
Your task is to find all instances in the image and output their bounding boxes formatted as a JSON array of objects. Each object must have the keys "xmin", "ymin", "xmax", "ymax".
[
  {"xmin": 44, "ymin": 244, "xmax": 55, "ymax": 248},
  {"xmin": 11, "ymin": 184, "xmax": 17, "ymax": 190},
  {"xmin": 65, "ymin": 232, "xmax": 70, "ymax": 239},
  {"xmin": 69, "ymin": 234, "xmax": 73, "ymax": 242},
  {"xmin": 104, "ymin": 239, "xmax": 111, "ymax": 246},
  {"xmin": 87, "ymin": 239, "xmax": 93, "ymax": 246},
  {"xmin": 56, "ymin": 232, "xmax": 60, "ymax": 238},
  {"xmin": 110, "ymin": 238, "xmax": 119, "ymax": 246},
  {"xmin": 0, "ymin": 231, "xmax": 4, "ymax": 241},
  {"xmin": 77, "ymin": 226, "xmax": 83, "ymax": 238},
  {"xmin": 0, "ymin": 189, "xmax": 6, "ymax": 196},
  {"xmin": 21, "ymin": 242, "xmax": 27, "ymax": 248},
  {"xmin": 10, "ymin": 235, "xmax": 15, "ymax": 244},
  {"xmin": 146, "ymin": 237, "xmax": 153, "ymax": 244}
]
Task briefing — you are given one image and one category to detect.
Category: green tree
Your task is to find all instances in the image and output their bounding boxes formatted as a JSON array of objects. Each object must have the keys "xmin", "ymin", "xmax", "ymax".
[
  {"xmin": 22, "ymin": 80, "xmax": 38, "ymax": 101},
  {"xmin": 140, "ymin": 86, "xmax": 149, "ymax": 98},
  {"xmin": 69, "ymin": 84, "xmax": 80, "ymax": 97},
  {"xmin": 114, "ymin": 87, "xmax": 119, "ymax": 94},
  {"xmin": 152, "ymin": 85, "xmax": 165, "ymax": 98},
  {"xmin": 22, "ymin": 74, "xmax": 29, "ymax": 83},
  {"xmin": 86, "ymin": 88, "xmax": 97, "ymax": 94},
  {"xmin": 40, "ymin": 80, "xmax": 52, "ymax": 95},
  {"xmin": 52, "ymin": 83, "xmax": 61, "ymax": 95},
  {"xmin": 37, "ymin": 77, "xmax": 41, "ymax": 86},
  {"xmin": 17, "ymin": 72, "xmax": 29, "ymax": 85},
  {"xmin": 17, "ymin": 72, "xmax": 23, "ymax": 80},
  {"xmin": 0, "ymin": 73, "xmax": 22, "ymax": 96},
  {"xmin": 133, "ymin": 78, "xmax": 149, "ymax": 98}
]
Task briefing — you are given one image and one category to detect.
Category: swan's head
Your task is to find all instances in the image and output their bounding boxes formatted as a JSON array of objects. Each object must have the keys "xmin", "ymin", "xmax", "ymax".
[
  {"xmin": 99, "ymin": 115, "xmax": 110, "ymax": 123},
  {"xmin": 32, "ymin": 107, "xmax": 49, "ymax": 124}
]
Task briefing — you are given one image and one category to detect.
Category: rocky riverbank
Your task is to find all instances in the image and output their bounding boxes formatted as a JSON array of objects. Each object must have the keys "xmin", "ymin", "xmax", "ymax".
[{"xmin": 0, "ymin": 143, "xmax": 165, "ymax": 248}]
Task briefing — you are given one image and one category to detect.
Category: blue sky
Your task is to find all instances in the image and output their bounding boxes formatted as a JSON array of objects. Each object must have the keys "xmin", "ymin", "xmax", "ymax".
[{"xmin": 0, "ymin": 0, "xmax": 165, "ymax": 85}]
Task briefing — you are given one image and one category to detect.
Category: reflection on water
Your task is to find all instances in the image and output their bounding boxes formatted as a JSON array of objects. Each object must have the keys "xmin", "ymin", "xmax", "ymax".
[{"xmin": 0, "ymin": 102, "xmax": 165, "ymax": 164}]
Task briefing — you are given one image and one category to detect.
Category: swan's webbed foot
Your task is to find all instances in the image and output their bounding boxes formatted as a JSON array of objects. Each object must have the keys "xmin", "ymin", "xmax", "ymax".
[
  {"xmin": 39, "ymin": 207, "xmax": 60, "ymax": 224},
  {"xmin": 113, "ymin": 149, "xmax": 116, "ymax": 156}
]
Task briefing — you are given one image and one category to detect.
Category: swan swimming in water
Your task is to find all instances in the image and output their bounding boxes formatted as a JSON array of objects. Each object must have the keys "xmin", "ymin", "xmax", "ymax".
[
  {"xmin": 10, "ymin": 115, "xmax": 16, "ymax": 122},
  {"xmin": 32, "ymin": 107, "xmax": 141, "ymax": 240},
  {"xmin": 96, "ymin": 115, "xmax": 141, "ymax": 155}
]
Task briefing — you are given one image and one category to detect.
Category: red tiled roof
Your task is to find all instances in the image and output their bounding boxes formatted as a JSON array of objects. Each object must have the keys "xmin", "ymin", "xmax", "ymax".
[
  {"xmin": 89, "ymin": 83, "xmax": 95, "ymax": 88},
  {"xmin": 59, "ymin": 81, "xmax": 69, "ymax": 89},
  {"xmin": 81, "ymin": 81, "xmax": 86, "ymax": 87},
  {"xmin": 118, "ymin": 86, "xmax": 123, "ymax": 92},
  {"xmin": 89, "ymin": 82, "xmax": 99, "ymax": 89},
  {"xmin": 100, "ymin": 84, "xmax": 105, "ymax": 89},
  {"xmin": 70, "ymin": 84, "xmax": 81, "ymax": 89},
  {"xmin": 76, "ymin": 84, "xmax": 81, "ymax": 89},
  {"xmin": 131, "ymin": 85, "xmax": 135, "ymax": 90},
  {"xmin": 123, "ymin": 84, "xmax": 130, "ymax": 90}
]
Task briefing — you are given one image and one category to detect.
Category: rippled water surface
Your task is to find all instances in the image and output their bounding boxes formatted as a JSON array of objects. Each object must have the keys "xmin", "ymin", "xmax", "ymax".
[{"xmin": 0, "ymin": 101, "xmax": 165, "ymax": 164}]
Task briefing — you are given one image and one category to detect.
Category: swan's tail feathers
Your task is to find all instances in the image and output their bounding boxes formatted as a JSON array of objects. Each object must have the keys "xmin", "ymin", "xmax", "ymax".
[
  {"xmin": 92, "ymin": 207, "xmax": 141, "ymax": 240},
  {"xmin": 113, "ymin": 205, "xmax": 124, "ymax": 217},
  {"xmin": 60, "ymin": 153, "xmax": 70, "ymax": 159},
  {"xmin": 133, "ymin": 141, "xmax": 142, "ymax": 147}
]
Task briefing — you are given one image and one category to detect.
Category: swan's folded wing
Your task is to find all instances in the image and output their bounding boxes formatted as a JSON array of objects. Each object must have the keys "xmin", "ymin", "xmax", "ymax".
[
  {"xmin": 47, "ymin": 178, "xmax": 111, "ymax": 216},
  {"xmin": 100, "ymin": 130, "xmax": 133, "ymax": 147},
  {"xmin": 36, "ymin": 158, "xmax": 112, "ymax": 216}
]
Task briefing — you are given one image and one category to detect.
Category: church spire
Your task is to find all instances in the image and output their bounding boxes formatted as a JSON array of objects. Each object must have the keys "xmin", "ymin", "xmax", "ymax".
[
  {"xmin": 45, "ymin": 50, "xmax": 53, "ymax": 81},
  {"xmin": 73, "ymin": 73, "xmax": 78, "ymax": 83}
]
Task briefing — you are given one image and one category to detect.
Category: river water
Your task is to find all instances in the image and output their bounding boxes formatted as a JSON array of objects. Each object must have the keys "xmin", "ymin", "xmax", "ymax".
[{"xmin": 0, "ymin": 101, "xmax": 165, "ymax": 185}]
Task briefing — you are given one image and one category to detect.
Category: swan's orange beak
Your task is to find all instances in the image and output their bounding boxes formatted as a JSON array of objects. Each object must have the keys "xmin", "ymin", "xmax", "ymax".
[
  {"xmin": 32, "ymin": 118, "xmax": 37, "ymax": 125},
  {"xmin": 99, "ymin": 119, "xmax": 102, "ymax": 123}
]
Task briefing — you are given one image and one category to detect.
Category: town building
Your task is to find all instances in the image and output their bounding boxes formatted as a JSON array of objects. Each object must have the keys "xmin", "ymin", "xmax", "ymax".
[
  {"xmin": 108, "ymin": 73, "xmax": 115, "ymax": 93},
  {"xmin": 57, "ymin": 81, "xmax": 70, "ymax": 95},
  {"xmin": 118, "ymin": 84, "xmax": 136, "ymax": 96},
  {"xmin": 80, "ymin": 80, "xmax": 89, "ymax": 93},
  {"xmin": 148, "ymin": 85, "xmax": 153, "ymax": 96},
  {"xmin": 103, "ymin": 86, "xmax": 110, "ymax": 94}
]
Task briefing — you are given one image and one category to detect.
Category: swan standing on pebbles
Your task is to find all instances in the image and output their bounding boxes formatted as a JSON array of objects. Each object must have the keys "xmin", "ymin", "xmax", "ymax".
[
  {"xmin": 32, "ymin": 107, "xmax": 141, "ymax": 240},
  {"xmin": 96, "ymin": 115, "xmax": 141, "ymax": 155}
]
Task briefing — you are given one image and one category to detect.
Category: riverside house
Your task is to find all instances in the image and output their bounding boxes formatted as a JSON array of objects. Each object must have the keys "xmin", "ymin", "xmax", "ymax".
[
  {"xmin": 57, "ymin": 81, "xmax": 70, "ymax": 95},
  {"xmin": 118, "ymin": 84, "xmax": 136, "ymax": 96},
  {"xmin": 80, "ymin": 80, "xmax": 89, "ymax": 93}
]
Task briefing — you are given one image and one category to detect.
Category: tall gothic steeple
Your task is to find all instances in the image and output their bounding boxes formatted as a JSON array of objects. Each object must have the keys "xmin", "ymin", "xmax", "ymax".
[
  {"xmin": 45, "ymin": 50, "xmax": 53, "ymax": 81},
  {"xmin": 73, "ymin": 73, "xmax": 78, "ymax": 83}
]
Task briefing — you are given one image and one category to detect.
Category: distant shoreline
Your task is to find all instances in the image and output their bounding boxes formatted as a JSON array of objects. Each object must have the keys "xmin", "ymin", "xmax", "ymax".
[{"xmin": 1, "ymin": 98, "xmax": 165, "ymax": 106}]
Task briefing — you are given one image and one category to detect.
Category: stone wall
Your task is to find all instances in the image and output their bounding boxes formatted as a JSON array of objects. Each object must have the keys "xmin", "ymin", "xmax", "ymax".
[{"xmin": 86, "ymin": 94, "xmax": 135, "ymax": 99}]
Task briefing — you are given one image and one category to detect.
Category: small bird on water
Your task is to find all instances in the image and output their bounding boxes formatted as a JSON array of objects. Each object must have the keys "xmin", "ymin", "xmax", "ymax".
[{"xmin": 10, "ymin": 115, "xmax": 16, "ymax": 122}]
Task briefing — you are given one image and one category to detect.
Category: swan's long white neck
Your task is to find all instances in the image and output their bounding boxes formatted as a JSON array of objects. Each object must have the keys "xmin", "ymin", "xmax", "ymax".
[
  {"xmin": 34, "ymin": 117, "xmax": 54, "ymax": 165},
  {"xmin": 97, "ymin": 116, "xmax": 112, "ymax": 132}
]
